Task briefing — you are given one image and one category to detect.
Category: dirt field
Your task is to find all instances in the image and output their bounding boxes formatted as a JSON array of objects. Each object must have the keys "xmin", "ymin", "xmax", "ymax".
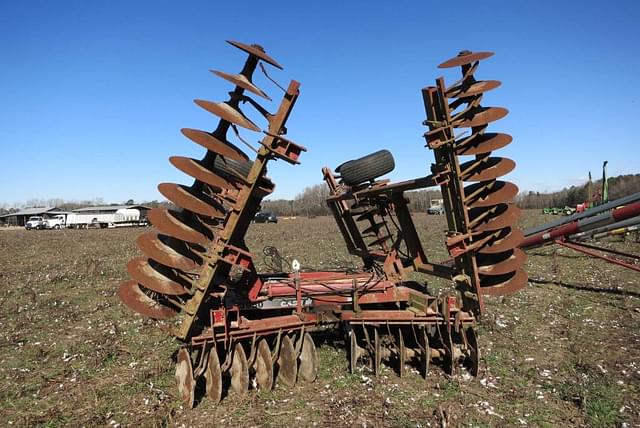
[{"xmin": 0, "ymin": 211, "xmax": 638, "ymax": 427}]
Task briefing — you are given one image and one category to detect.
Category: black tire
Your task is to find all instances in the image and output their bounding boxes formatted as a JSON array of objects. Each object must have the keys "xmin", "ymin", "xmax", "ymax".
[
  {"xmin": 335, "ymin": 149, "xmax": 395, "ymax": 186},
  {"xmin": 213, "ymin": 156, "xmax": 253, "ymax": 180}
]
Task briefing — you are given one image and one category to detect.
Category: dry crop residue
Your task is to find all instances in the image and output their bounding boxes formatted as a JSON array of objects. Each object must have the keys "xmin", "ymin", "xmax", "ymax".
[{"xmin": 0, "ymin": 211, "xmax": 638, "ymax": 426}]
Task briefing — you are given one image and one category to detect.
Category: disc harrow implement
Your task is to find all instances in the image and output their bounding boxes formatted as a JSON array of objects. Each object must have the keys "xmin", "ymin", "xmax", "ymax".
[
  {"xmin": 424, "ymin": 50, "xmax": 528, "ymax": 301},
  {"xmin": 116, "ymin": 43, "xmax": 526, "ymax": 407}
]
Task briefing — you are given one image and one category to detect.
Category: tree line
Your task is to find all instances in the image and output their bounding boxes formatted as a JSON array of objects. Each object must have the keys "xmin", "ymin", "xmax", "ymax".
[
  {"xmin": 2, "ymin": 173, "xmax": 638, "ymax": 218},
  {"xmin": 260, "ymin": 184, "xmax": 444, "ymax": 217},
  {"xmin": 515, "ymin": 174, "xmax": 640, "ymax": 209}
]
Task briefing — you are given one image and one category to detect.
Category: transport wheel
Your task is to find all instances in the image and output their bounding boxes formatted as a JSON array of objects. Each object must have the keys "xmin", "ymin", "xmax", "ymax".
[
  {"xmin": 298, "ymin": 333, "xmax": 318, "ymax": 383},
  {"xmin": 175, "ymin": 348, "xmax": 195, "ymax": 408},
  {"xmin": 204, "ymin": 348, "xmax": 222, "ymax": 403},
  {"xmin": 230, "ymin": 342, "xmax": 249, "ymax": 395},
  {"xmin": 276, "ymin": 335, "xmax": 297, "ymax": 387},
  {"xmin": 336, "ymin": 149, "xmax": 395, "ymax": 186},
  {"xmin": 254, "ymin": 339, "xmax": 273, "ymax": 390}
]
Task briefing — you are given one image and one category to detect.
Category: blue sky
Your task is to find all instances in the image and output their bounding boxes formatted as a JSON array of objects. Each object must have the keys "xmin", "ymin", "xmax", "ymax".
[{"xmin": 1, "ymin": 0, "xmax": 638, "ymax": 206}]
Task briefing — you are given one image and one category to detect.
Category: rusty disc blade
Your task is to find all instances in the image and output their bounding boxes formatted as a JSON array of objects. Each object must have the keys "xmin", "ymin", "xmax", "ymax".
[
  {"xmin": 456, "ymin": 132, "xmax": 512, "ymax": 156},
  {"xmin": 204, "ymin": 348, "xmax": 223, "ymax": 403},
  {"xmin": 127, "ymin": 257, "xmax": 188, "ymax": 295},
  {"xmin": 194, "ymin": 100, "xmax": 260, "ymax": 132},
  {"xmin": 439, "ymin": 51, "xmax": 494, "ymax": 68},
  {"xmin": 479, "ymin": 228, "xmax": 524, "ymax": 254},
  {"xmin": 477, "ymin": 248, "xmax": 527, "ymax": 275},
  {"xmin": 276, "ymin": 335, "xmax": 297, "ymax": 387},
  {"xmin": 170, "ymin": 156, "xmax": 242, "ymax": 192},
  {"xmin": 230, "ymin": 342, "xmax": 249, "ymax": 395},
  {"xmin": 453, "ymin": 107, "xmax": 508, "ymax": 128},
  {"xmin": 180, "ymin": 128, "xmax": 248, "ymax": 162},
  {"xmin": 470, "ymin": 204, "xmax": 521, "ymax": 233},
  {"xmin": 481, "ymin": 268, "xmax": 528, "ymax": 296},
  {"xmin": 118, "ymin": 280, "xmax": 178, "ymax": 319},
  {"xmin": 227, "ymin": 40, "xmax": 283, "ymax": 70},
  {"xmin": 298, "ymin": 333, "xmax": 318, "ymax": 383},
  {"xmin": 137, "ymin": 232, "xmax": 200, "ymax": 272},
  {"xmin": 254, "ymin": 338, "xmax": 273, "ymax": 390},
  {"xmin": 446, "ymin": 80, "xmax": 501, "ymax": 99},
  {"xmin": 461, "ymin": 157, "xmax": 516, "ymax": 182},
  {"xmin": 175, "ymin": 348, "xmax": 195, "ymax": 408},
  {"xmin": 158, "ymin": 183, "xmax": 225, "ymax": 218},
  {"xmin": 211, "ymin": 70, "xmax": 271, "ymax": 100},
  {"xmin": 148, "ymin": 208, "xmax": 210, "ymax": 245},
  {"xmin": 465, "ymin": 181, "xmax": 519, "ymax": 208}
]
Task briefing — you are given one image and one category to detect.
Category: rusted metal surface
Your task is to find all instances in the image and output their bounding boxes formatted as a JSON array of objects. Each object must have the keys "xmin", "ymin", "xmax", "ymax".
[
  {"xmin": 117, "ymin": 280, "xmax": 178, "ymax": 319},
  {"xmin": 180, "ymin": 129, "xmax": 249, "ymax": 161},
  {"xmin": 136, "ymin": 232, "xmax": 201, "ymax": 272},
  {"xmin": 555, "ymin": 240, "xmax": 640, "ymax": 273},
  {"xmin": 146, "ymin": 208, "xmax": 211, "ymax": 245},
  {"xmin": 422, "ymin": 50, "xmax": 526, "ymax": 299},
  {"xmin": 157, "ymin": 183, "xmax": 225, "ymax": 218},
  {"xmin": 194, "ymin": 100, "xmax": 261, "ymax": 132},
  {"xmin": 116, "ymin": 42, "xmax": 524, "ymax": 408},
  {"xmin": 438, "ymin": 51, "xmax": 494, "ymax": 68},
  {"xmin": 211, "ymin": 70, "xmax": 271, "ymax": 100},
  {"xmin": 323, "ymin": 49, "xmax": 526, "ymax": 310}
]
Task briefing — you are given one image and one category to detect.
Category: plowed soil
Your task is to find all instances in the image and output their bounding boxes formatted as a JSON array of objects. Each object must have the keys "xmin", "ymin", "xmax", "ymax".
[{"xmin": 0, "ymin": 211, "xmax": 638, "ymax": 427}]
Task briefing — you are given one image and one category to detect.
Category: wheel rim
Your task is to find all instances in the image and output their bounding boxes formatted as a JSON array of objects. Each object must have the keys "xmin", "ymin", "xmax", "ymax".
[
  {"xmin": 298, "ymin": 333, "xmax": 317, "ymax": 383},
  {"xmin": 254, "ymin": 339, "xmax": 273, "ymax": 390},
  {"xmin": 230, "ymin": 342, "xmax": 249, "ymax": 395},
  {"xmin": 204, "ymin": 348, "xmax": 222, "ymax": 403},
  {"xmin": 175, "ymin": 348, "xmax": 195, "ymax": 408},
  {"xmin": 276, "ymin": 335, "xmax": 297, "ymax": 387}
]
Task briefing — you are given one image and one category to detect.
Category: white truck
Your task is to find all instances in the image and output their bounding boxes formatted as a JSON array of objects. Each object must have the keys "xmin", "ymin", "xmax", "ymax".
[
  {"xmin": 25, "ymin": 216, "xmax": 47, "ymax": 230},
  {"xmin": 45, "ymin": 214, "xmax": 66, "ymax": 229}
]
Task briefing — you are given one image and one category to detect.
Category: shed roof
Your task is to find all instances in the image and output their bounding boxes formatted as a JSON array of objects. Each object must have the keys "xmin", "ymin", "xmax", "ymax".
[
  {"xmin": 72, "ymin": 204, "xmax": 150, "ymax": 212},
  {"xmin": 0, "ymin": 206, "xmax": 61, "ymax": 218}
]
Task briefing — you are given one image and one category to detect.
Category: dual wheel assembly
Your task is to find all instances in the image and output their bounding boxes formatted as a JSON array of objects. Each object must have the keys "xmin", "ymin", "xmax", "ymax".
[
  {"xmin": 349, "ymin": 324, "xmax": 479, "ymax": 378},
  {"xmin": 175, "ymin": 332, "xmax": 318, "ymax": 407}
]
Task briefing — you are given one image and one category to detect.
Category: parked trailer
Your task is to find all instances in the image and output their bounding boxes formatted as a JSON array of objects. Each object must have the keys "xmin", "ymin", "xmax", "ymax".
[
  {"xmin": 67, "ymin": 208, "xmax": 146, "ymax": 229},
  {"xmin": 66, "ymin": 212, "xmax": 114, "ymax": 229},
  {"xmin": 113, "ymin": 208, "xmax": 147, "ymax": 227}
]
